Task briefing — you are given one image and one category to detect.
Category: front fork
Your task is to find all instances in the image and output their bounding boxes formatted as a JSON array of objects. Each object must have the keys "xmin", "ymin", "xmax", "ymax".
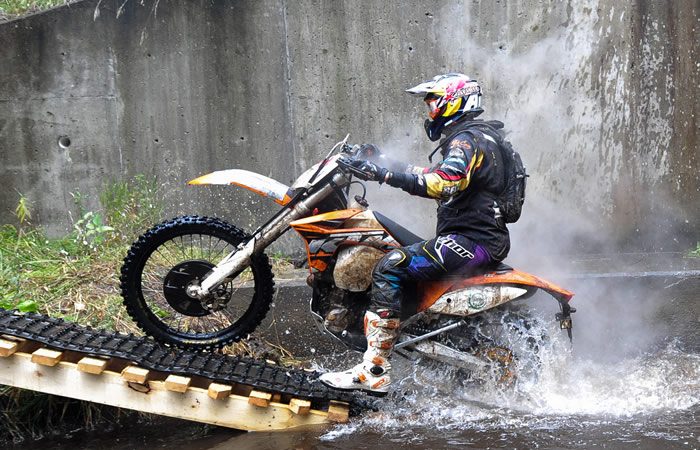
[{"xmin": 190, "ymin": 174, "xmax": 348, "ymax": 299}]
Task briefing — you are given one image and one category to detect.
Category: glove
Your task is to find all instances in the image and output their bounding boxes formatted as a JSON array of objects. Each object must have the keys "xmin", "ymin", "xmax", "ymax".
[
  {"xmin": 350, "ymin": 159, "xmax": 389, "ymax": 183},
  {"xmin": 357, "ymin": 143, "xmax": 382, "ymax": 162}
]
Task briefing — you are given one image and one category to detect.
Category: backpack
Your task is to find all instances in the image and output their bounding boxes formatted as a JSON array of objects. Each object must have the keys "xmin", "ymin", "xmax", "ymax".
[
  {"xmin": 432, "ymin": 121, "xmax": 528, "ymax": 223},
  {"xmin": 495, "ymin": 137, "xmax": 528, "ymax": 223}
]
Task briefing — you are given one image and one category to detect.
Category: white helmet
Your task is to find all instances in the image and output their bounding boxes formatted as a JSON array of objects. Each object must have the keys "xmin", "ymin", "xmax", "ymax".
[{"xmin": 406, "ymin": 73, "xmax": 483, "ymax": 140}]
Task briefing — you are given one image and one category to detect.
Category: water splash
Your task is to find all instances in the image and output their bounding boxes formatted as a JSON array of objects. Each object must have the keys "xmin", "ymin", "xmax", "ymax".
[{"xmin": 321, "ymin": 314, "xmax": 700, "ymax": 441}]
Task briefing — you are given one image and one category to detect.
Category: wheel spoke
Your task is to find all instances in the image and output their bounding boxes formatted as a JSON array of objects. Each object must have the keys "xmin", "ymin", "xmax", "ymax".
[
  {"xmin": 123, "ymin": 217, "xmax": 273, "ymax": 349},
  {"xmin": 141, "ymin": 232, "xmax": 256, "ymax": 336}
]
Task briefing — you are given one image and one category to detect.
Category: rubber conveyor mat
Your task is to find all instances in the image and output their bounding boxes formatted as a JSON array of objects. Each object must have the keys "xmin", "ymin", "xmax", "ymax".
[{"xmin": 0, "ymin": 309, "xmax": 373, "ymax": 415}]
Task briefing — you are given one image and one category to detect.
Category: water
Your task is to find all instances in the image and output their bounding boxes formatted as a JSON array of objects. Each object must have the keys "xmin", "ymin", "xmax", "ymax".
[{"xmin": 314, "ymin": 341, "xmax": 699, "ymax": 449}]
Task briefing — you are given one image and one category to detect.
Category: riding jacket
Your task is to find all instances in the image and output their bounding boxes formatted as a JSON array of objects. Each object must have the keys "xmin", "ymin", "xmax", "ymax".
[{"xmin": 386, "ymin": 120, "xmax": 510, "ymax": 261}]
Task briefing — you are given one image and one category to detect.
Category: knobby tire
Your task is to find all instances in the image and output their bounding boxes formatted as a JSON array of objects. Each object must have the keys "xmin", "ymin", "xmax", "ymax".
[{"xmin": 120, "ymin": 216, "xmax": 275, "ymax": 350}]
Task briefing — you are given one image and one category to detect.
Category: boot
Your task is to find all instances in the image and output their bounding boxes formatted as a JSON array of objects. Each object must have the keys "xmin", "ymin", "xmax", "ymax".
[{"xmin": 319, "ymin": 309, "xmax": 399, "ymax": 396}]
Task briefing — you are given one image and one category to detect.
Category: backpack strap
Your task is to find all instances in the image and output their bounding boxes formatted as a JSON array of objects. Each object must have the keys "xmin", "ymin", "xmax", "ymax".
[{"xmin": 427, "ymin": 120, "xmax": 505, "ymax": 163}]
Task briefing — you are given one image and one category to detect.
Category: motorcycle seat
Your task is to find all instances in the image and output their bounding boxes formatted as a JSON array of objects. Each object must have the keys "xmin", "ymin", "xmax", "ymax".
[
  {"xmin": 374, "ymin": 212, "xmax": 424, "ymax": 246},
  {"xmin": 440, "ymin": 261, "xmax": 514, "ymax": 281},
  {"xmin": 486, "ymin": 261, "xmax": 514, "ymax": 274}
]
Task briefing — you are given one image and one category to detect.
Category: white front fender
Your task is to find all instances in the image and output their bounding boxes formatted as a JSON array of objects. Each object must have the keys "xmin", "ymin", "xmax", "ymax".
[{"xmin": 188, "ymin": 169, "xmax": 293, "ymax": 206}]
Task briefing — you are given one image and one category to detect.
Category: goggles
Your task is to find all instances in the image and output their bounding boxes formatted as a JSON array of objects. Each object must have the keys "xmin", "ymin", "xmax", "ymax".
[{"xmin": 424, "ymin": 94, "xmax": 443, "ymax": 120}]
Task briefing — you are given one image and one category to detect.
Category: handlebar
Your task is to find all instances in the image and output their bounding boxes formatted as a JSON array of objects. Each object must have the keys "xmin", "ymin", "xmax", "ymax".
[{"xmin": 336, "ymin": 155, "xmax": 372, "ymax": 180}]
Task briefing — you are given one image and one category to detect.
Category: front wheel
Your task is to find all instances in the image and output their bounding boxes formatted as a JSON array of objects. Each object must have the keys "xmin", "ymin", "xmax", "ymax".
[{"xmin": 120, "ymin": 216, "xmax": 275, "ymax": 350}]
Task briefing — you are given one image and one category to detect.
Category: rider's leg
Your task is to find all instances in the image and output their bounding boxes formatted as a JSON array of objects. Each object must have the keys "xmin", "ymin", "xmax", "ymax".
[{"xmin": 320, "ymin": 234, "xmax": 491, "ymax": 394}]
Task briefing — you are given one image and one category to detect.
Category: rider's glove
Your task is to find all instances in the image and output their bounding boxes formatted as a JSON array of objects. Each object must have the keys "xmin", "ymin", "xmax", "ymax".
[
  {"xmin": 357, "ymin": 144, "xmax": 382, "ymax": 162},
  {"xmin": 350, "ymin": 159, "xmax": 390, "ymax": 184}
]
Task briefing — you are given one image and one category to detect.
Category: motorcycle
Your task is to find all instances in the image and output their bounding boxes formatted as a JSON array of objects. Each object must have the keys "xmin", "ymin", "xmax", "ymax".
[{"xmin": 120, "ymin": 135, "xmax": 575, "ymax": 381}]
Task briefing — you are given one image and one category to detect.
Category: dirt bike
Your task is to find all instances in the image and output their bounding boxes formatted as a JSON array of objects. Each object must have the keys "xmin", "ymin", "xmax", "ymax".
[{"xmin": 120, "ymin": 135, "xmax": 575, "ymax": 381}]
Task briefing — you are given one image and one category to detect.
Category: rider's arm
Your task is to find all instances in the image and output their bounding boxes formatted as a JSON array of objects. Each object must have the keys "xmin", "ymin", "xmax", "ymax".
[
  {"xmin": 377, "ymin": 155, "xmax": 427, "ymax": 175},
  {"xmin": 385, "ymin": 135, "xmax": 482, "ymax": 199}
]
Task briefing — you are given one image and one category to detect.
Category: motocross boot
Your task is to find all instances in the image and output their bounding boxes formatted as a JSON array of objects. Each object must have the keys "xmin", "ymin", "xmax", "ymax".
[{"xmin": 319, "ymin": 309, "xmax": 399, "ymax": 396}]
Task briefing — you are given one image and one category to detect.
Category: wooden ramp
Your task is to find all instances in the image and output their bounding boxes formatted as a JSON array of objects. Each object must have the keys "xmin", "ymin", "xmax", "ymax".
[{"xmin": 0, "ymin": 337, "xmax": 349, "ymax": 431}]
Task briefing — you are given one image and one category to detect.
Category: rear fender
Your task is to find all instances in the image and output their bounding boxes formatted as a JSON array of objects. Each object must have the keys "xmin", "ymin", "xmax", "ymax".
[
  {"xmin": 188, "ymin": 169, "xmax": 294, "ymax": 206},
  {"xmin": 417, "ymin": 269, "xmax": 574, "ymax": 314},
  {"xmin": 424, "ymin": 285, "xmax": 534, "ymax": 316}
]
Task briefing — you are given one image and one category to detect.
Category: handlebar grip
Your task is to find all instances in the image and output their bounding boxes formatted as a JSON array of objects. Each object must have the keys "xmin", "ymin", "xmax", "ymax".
[{"xmin": 337, "ymin": 157, "xmax": 370, "ymax": 180}]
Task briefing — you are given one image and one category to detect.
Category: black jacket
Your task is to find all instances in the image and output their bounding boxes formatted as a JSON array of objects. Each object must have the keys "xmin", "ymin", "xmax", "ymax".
[{"xmin": 386, "ymin": 119, "xmax": 510, "ymax": 260}]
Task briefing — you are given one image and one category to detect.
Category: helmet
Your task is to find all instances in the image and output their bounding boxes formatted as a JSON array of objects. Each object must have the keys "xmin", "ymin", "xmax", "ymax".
[{"xmin": 406, "ymin": 73, "xmax": 483, "ymax": 141}]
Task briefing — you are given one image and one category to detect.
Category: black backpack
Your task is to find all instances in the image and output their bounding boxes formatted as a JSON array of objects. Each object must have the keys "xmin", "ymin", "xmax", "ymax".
[
  {"xmin": 431, "ymin": 121, "xmax": 528, "ymax": 224},
  {"xmin": 495, "ymin": 137, "xmax": 527, "ymax": 223}
]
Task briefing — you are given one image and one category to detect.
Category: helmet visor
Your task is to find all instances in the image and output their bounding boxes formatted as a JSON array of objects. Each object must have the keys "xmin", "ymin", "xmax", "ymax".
[{"xmin": 424, "ymin": 95, "xmax": 443, "ymax": 120}]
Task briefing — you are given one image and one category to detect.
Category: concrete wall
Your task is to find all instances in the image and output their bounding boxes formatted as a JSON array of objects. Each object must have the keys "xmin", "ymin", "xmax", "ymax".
[{"xmin": 0, "ymin": 0, "xmax": 698, "ymax": 255}]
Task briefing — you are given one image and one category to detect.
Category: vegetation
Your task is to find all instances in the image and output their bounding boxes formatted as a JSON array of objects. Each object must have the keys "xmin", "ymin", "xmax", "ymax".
[
  {"xmin": 0, "ymin": 0, "xmax": 67, "ymax": 17},
  {"xmin": 0, "ymin": 176, "xmax": 164, "ymax": 331},
  {"xmin": 688, "ymin": 242, "xmax": 700, "ymax": 258},
  {"xmin": 0, "ymin": 385, "xmax": 132, "ymax": 442},
  {"xmin": 0, "ymin": 175, "xmax": 295, "ymax": 329}
]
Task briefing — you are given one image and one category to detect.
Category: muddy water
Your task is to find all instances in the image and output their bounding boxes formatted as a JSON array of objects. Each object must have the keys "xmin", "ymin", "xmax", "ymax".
[{"xmin": 17, "ymin": 274, "xmax": 700, "ymax": 450}]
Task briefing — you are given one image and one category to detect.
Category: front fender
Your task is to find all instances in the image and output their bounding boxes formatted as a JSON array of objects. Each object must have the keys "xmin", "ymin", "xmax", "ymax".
[{"xmin": 188, "ymin": 169, "xmax": 294, "ymax": 206}]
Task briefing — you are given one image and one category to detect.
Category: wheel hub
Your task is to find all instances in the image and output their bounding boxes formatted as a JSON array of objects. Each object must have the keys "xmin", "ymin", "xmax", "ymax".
[{"xmin": 162, "ymin": 260, "xmax": 231, "ymax": 317}]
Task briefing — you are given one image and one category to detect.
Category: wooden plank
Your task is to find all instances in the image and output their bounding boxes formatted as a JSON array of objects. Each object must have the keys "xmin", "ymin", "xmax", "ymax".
[
  {"xmin": 77, "ymin": 357, "xmax": 108, "ymax": 375},
  {"xmin": 31, "ymin": 348, "xmax": 63, "ymax": 367},
  {"xmin": 0, "ymin": 339, "xmax": 18, "ymax": 357},
  {"xmin": 327, "ymin": 400, "xmax": 349, "ymax": 423},
  {"xmin": 0, "ymin": 336, "xmax": 39, "ymax": 354},
  {"xmin": 0, "ymin": 354, "xmax": 332, "ymax": 431},
  {"xmin": 164, "ymin": 375, "xmax": 191, "ymax": 393},
  {"xmin": 121, "ymin": 366, "xmax": 149, "ymax": 384},
  {"xmin": 208, "ymin": 383, "xmax": 232, "ymax": 400},
  {"xmin": 248, "ymin": 390, "xmax": 272, "ymax": 408},
  {"xmin": 289, "ymin": 398, "xmax": 311, "ymax": 415}
]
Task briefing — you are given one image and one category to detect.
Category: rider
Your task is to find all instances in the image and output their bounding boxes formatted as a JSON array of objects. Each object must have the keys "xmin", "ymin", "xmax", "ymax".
[{"xmin": 320, "ymin": 73, "xmax": 511, "ymax": 395}]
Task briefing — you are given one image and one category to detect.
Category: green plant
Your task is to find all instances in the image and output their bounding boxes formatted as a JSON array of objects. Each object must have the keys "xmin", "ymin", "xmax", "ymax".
[
  {"xmin": 73, "ymin": 211, "xmax": 114, "ymax": 252},
  {"xmin": 0, "ymin": 0, "xmax": 67, "ymax": 16},
  {"xmin": 0, "ymin": 384, "xmax": 137, "ymax": 443},
  {"xmin": 99, "ymin": 174, "xmax": 163, "ymax": 240},
  {"xmin": 688, "ymin": 242, "xmax": 700, "ymax": 258},
  {"xmin": 70, "ymin": 191, "xmax": 88, "ymax": 218},
  {"xmin": 14, "ymin": 193, "xmax": 31, "ymax": 226}
]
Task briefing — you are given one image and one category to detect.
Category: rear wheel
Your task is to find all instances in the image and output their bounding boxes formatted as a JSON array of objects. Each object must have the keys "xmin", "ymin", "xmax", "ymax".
[
  {"xmin": 405, "ymin": 305, "xmax": 547, "ymax": 386},
  {"xmin": 120, "ymin": 216, "xmax": 274, "ymax": 350}
]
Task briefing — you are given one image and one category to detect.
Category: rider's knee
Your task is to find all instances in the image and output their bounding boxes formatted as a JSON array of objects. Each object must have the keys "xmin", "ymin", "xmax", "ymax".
[{"xmin": 373, "ymin": 249, "xmax": 408, "ymax": 277}]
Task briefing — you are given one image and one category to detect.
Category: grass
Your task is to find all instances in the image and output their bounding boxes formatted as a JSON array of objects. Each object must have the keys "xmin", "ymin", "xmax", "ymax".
[
  {"xmin": 0, "ymin": 0, "xmax": 67, "ymax": 17},
  {"xmin": 0, "ymin": 176, "xmax": 304, "ymax": 443},
  {"xmin": 0, "ymin": 175, "xmax": 166, "ymax": 332}
]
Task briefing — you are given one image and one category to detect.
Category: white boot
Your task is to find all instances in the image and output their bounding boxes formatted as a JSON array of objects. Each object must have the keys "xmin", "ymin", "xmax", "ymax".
[{"xmin": 320, "ymin": 310, "xmax": 399, "ymax": 396}]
